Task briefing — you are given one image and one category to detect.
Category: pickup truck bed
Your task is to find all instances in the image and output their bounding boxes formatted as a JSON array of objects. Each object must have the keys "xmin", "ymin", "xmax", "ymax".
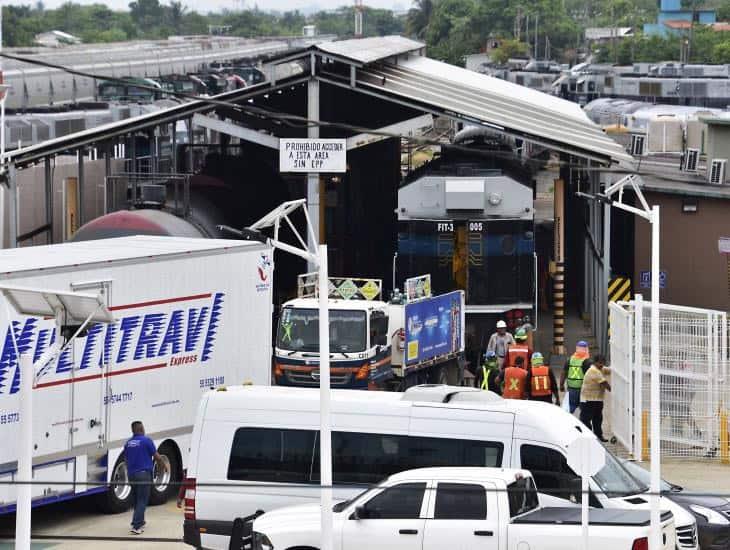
[{"xmin": 513, "ymin": 507, "xmax": 673, "ymax": 526}]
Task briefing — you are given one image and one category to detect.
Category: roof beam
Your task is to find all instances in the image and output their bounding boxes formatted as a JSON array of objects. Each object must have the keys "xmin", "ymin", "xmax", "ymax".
[
  {"xmin": 345, "ymin": 114, "xmax": 433, "ymax": 150},
  {"xmin": 191, "ymin": 114, "xmax": 279, "ymax": 149}
]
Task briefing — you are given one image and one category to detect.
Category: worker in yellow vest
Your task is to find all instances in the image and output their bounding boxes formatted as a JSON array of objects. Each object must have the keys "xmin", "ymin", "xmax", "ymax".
[
  {"xmin": 560, "ymin": 340, "xmax": 591, "ymax": 414},
  {"xmin": 479, "ymin": 351, "xmax": 501, "ymax": 395},
  {"xmin": 527, "ymin": 352, "xmax": 560, "ymax": 405}
]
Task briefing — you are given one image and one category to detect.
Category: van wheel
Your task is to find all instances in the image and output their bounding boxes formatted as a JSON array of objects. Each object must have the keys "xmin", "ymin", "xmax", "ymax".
[
  {"xmin": 97, "ymin": 456, "xmax": 133, "ymax": 514},
  {"xmin": 149, "ymin": 444, "xmax": 180, "ymax": 505}
]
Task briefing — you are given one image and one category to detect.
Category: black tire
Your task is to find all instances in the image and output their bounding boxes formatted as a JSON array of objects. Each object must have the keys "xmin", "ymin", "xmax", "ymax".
[
  {"xmin": 149, "ymin": 444, "xmax": 180, "ymax": 505},
  {"xmin": 96, "ymin": 455, "xmax": 134, "ymax": 514}
]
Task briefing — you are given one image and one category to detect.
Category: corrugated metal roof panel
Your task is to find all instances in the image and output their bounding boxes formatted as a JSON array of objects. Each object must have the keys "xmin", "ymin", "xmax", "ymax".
[
  {"xmin": 317, "ymin": 36, "xmax": 423, "ymax": 64},
  {"xmin": 357, "ymin": 56, "xmax": 632, "ymax": 163},
  {"xmin": 0, "ymin": 236, "xmax": 263, "ymax": 275}
]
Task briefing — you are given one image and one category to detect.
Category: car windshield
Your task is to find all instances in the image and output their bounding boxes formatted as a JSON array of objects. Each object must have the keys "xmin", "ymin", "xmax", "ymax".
[
  {"xmin": 620, "ymin": 459, "xmax": 673, "ymax": 493},
  {"xmin": 593, "ymin": 449, "xmax": 648, "ymax": 497},
  {"xmin": 277, "ymin": 308, "xmax": 367, "ymax": 353}
]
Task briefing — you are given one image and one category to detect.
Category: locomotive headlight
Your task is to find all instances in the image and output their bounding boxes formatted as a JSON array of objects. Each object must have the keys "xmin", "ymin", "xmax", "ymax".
[{"xmin": 488, "ymin": 193, "xmax": 502, "ymax": 206}]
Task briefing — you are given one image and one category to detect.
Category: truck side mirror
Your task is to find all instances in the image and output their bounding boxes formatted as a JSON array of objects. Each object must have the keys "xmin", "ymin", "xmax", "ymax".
[{"xmin": 352, "ymin": 505, "xmax": 369, "ymax": 520}]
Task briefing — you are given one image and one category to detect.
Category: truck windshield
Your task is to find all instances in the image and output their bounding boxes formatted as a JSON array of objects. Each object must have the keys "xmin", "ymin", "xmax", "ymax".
[
  {"xmin": 593, "ymin": 449, "xmax": 647, "ymax": 497},
  {"xmin": 277, "ymin": 308, "xmax": 367, "ymax": 353}
]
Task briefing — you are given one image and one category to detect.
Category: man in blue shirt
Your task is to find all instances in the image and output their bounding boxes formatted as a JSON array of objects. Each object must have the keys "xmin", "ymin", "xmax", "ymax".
[{"xmin": 124, "ymin": 421, "xmax": 167, "ymax": 534}]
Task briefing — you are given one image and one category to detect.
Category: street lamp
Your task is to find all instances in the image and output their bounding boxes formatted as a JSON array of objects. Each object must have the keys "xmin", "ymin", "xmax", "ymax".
[
  {"xmin": 580, "ymin": 173, "xmax": 661, "ymax": 550},
  {"xmin": 222, "ymin": 199, "xmax": 334, "ymax": 550}
]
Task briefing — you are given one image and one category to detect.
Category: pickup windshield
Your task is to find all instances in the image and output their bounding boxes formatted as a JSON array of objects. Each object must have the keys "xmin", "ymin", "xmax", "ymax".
[
  {"xmin": 277, "ymin": 308, "xmax": 367, "ymax": 354},
  {"xmin": 508, "ymin": 477, "xmax": 539, "ymax": 517}
]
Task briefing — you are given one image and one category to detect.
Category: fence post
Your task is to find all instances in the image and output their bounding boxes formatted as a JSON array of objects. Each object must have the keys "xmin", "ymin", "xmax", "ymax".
[
  {"xmin": 634, "ymin": 294, "xmax": 644, "ymax": 461},
  {"xmin": 721, "ymin": 411, "xmax": 729, "ymax": 464}
]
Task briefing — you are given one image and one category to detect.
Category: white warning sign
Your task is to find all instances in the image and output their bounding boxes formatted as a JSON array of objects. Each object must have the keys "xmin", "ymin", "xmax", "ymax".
[{"xmin": 279, "ymin": 138, "xmax": 347, "ymax": 173}]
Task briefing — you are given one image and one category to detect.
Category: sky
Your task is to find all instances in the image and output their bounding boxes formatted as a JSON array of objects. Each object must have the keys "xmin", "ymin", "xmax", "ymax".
[{"xmin": 8, "ymin": 0, "xmax": 411, "ymax": 13}]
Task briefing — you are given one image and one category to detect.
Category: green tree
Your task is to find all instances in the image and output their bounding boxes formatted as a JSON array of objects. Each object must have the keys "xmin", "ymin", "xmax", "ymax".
[
  {"xmin": 129, "ymin": 0, "xmax": 164, "ymax": 34},
  {"xmin": 713, "ymin": 39, "xmax": 730, "ymax": 61},
  {"xmin": 406, "ymin": 0, "xmax": 433, "ymax": 39},
  {"xmin": 490, "ymin": 39, "xmax": 529, "ymax": 64}
]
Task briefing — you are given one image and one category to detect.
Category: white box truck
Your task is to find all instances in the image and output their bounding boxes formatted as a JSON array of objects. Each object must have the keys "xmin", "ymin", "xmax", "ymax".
[{"xmin": 0, "ymin": 236, "xmax": 274, "ymax": 514}]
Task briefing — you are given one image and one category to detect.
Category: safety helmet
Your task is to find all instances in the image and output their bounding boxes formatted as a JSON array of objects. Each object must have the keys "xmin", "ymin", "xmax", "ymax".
[
  {"xmin": 531, "ymin": 352, "xmax": 544, "ymax": 366},
  {"xmin": 515, "ymin": 328, "xmax": 527, "ymax": 341},
  {"xmin": 485, "ymin": 350, "xmax": 497, "ymax": 359},
  {"xmin": 496, "ymin": 320, "xmax": 507, "ymax": 329},
  {"xmin": 577, "ymin": 340, "xmax": 589, "ymax": 349}
]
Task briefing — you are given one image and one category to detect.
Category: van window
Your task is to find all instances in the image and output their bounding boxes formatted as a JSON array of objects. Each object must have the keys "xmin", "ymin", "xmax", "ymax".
[
  {"xmin": 520, "ymin": 444, "xmax": 600, "ymax": 506},
  {"xmin": 227, "ymin": 427, "xmax": 502, "ymax": 485},
  {"xmin": 434, "ymin": 483, "xmax": 486, "ymax": 520},
  {"xmin": 315, "ymin": 432, "xmax": 503, "ymax": 484},
  {"xmin": 227, "ymin": 428, "xmax": 316, "ymax": 482}
]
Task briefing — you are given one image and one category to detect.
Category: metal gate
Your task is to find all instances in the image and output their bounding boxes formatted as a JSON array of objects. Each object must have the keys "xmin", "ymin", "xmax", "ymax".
[
  {"xmin": 608, "ymin": 301, "xmax": 634, "ymax": 454},
  {"xmin": 609, "ymin": 297, "xmax": 729, "ymax": 461}
]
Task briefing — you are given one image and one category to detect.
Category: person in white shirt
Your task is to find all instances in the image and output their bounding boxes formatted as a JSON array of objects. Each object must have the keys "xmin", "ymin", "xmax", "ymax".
[{"xmin": 486, "ymin": 320, "xmax": 515, "ymax": 368}]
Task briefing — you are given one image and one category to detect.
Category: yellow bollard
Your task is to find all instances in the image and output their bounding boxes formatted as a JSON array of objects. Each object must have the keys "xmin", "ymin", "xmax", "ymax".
[
  {"xmin": 642, "ymin": 410, "xmax": 649, "ymax": 462},
  {"xmin": 721, "ymin": 410, "xmax": 729, "ymax": 465}
]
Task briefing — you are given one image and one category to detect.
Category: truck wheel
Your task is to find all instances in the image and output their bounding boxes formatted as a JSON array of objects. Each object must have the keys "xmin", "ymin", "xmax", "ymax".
[
  {"xmin": 97, "ymin": 456, "xmax": 133, "ymax": 514},
  {"xmin": 149, "ymin": 444, "xmax": 180, "ymax": 505}
]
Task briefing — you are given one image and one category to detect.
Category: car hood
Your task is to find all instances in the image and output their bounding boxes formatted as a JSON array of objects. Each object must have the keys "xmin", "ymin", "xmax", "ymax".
[
  {"xmin": 617, "ymin": 495, "xmax": 697, "ymax": 528},
  {"xmin": 253, "ymin": 503, "xmax": 322, "ymax": 534},
  {"xmin": 668, "ymin": 493, "xmax": 730, "ymax": 511}
]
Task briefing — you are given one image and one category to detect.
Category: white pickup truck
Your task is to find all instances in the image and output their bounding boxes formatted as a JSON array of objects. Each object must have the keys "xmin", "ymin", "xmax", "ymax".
[{"xmin": 246, "ymin": 467, "xmax": 676, "ymax": 550}]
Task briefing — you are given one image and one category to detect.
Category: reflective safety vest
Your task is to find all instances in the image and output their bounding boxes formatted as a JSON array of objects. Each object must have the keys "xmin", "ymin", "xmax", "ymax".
[
  {"xmin": 567, "ymin": 354, "xmax": 587, "ymax": 389},
  {"xmin": 481, "ymin": 364, "xmax": 497, "ymax": 391},
  {"xmin": 502, "ymin": 367, "xmax": 527, "ymax": 399},
  {"xmin": 507, "ymin": 344, "xmax": 530, "ymax": 368},
  {"xmin": 530, "ymin": 365, "xmax": 552, "ymax": 397}
]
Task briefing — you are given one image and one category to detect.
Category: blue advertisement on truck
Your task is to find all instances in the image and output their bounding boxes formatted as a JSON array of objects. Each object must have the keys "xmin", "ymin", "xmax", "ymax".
[{"xmin": 404, "ymin": 291, "xmax": 464, "ymax": 365}]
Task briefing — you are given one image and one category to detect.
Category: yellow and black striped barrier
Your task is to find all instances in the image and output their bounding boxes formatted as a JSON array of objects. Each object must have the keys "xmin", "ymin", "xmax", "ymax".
[
  {"xmin": 608, "ymin": 277, "xmax": 631, "ymax": 338},
  {"xmin": 608, "ymin": 276, "xmax": 632, "ymax": 303}
]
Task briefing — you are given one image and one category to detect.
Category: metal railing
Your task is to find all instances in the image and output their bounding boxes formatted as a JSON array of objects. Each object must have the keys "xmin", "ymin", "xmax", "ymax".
[{"xmin": 104, "ymin": 172, "xmax": 191, "ymax": 217}]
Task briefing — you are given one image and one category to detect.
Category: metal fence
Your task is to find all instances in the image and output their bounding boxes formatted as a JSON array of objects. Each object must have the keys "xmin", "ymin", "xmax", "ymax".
[{"xmin": 609, "ymin": 297, "xmax": 729, "ymax": 461}]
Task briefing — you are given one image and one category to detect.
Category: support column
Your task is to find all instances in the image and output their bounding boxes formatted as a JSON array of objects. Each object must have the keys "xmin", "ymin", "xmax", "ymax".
[
  {"xmin": 553, "ymin": 177, "xmax": 566, "ymax": 355},
  {"xmin": 45, "ymin": 157, "xmax": 53, "ymax": 244},
  {"xmin": 171, "ymin": 122, "xmax": 177, "ymax": 173},
  {"xmin": 8, "ymin": 163, "xmax": 17, "ymax": 248},
  {"xmin": 187, "ymin": 118, "xmax": 194, "ymax": 173},
  {"xmin": 104, "ymin": 143, "xmax": 112, "ymax": 214},
  {"xmin": 78, "ymin": 149, "xmax": 85, "ymax": 227},
  {"xmin": 307, "ymin": 65, "xmax": 321, "ymax": 256},
  {"xmin": 602, "ymin": 195, "xmax": 612, "ymax": 354}
]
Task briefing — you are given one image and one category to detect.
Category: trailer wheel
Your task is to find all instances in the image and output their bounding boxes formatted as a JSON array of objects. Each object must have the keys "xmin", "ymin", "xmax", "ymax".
[
  {"xmin": 97, "ymin": 456, "xmax": 133, "ymax": 514},
  {"xmin": 149, "ymin": 444, "xmax": 180, "ymax": 505}
]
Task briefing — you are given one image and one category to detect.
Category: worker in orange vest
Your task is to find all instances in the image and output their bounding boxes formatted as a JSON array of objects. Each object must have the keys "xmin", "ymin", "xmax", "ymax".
[
  {"xmin": 527, "ymin": 352, "xmax": 560, "ymax": 405},
  {"xmin": 506, "ymin": 328, "xmax": 531, "ymax": 368},
  {"xmin": 499, "ymin": 355, "xmax": 528, "ymax": 399}
]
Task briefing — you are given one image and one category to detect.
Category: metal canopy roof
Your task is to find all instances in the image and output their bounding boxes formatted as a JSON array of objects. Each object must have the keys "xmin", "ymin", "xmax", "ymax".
[
  {"xmin": 4, "ymin": 77, "xmax": 307, "ymax": 168},
  {"xmin": 347, "ymin": 55, "xmax": 631, "ymax": 164},
  {"xmin": 317, "ymin": 36, "xmax": 423, "ymax": 64}
]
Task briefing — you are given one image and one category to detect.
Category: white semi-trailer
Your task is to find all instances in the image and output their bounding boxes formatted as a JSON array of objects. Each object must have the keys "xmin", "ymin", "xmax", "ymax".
[{"xmin": 0, "ymin": 236, "xmax": 273, "ymax": 514}]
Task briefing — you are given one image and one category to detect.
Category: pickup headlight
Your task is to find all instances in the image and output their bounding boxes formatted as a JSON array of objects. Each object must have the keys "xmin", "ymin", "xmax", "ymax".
[
  {"xmin": 252, "ymin": 531, "xmax": 274, "ymax": 550},
  {"xmin": 689, "ymin": 505, "xmax": 730, "ymax": 525}
]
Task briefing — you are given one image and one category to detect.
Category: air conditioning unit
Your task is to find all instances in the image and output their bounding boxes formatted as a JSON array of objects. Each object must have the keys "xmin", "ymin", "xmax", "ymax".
[
  {"xmin": 630, "ymin": 134, "xmax": 645, "ymax": 156},
  {"xmin": 708, "ymin": 159, "xmax": 726, "ymax": 185},
  {"xmin": 682, "ymin": 148, "xmax": 699, "ymax": 172}
]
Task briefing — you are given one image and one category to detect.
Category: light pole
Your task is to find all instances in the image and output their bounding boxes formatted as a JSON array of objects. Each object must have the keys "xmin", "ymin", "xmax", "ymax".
[
  {"xmin": 228, "ymin": 199, "xmax": 333, "ymax": 550},
  {"xmin": 578, "ymin": 174, "xmax": 661, "ymax": 550}
]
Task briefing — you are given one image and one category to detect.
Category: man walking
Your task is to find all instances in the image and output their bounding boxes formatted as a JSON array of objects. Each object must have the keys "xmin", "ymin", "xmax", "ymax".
[
  {"xmin": 579, "ymin": 355, "xmax": 611, "ymax": 442},
  {"xmin": 487, "ymin": 320, "xmax": 515, "ymax": 368},
  {"xmin": 125, "ymin": 421, "xmax": 168, "ymax": 535},
  {"xmin": 560, "ymin": 340, "xmax": 591, "ymax": 414},
  {"xmin": 499, "ymin": 355, "xmax": 528, "ymax": 400}
]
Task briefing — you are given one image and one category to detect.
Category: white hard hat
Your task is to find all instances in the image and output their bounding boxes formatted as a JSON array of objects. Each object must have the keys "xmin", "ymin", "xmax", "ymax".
[{"xmin": 496, "ymin": 320, "xmax": 507, "ymax": 328}]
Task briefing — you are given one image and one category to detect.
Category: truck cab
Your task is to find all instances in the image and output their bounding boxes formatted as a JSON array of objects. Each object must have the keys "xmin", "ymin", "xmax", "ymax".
[{"xmin": 274, "ymin": 275, "xmax": 393, "ymax": 389}]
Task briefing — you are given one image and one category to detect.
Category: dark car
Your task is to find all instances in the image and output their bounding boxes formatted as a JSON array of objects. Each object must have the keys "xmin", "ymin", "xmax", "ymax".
[{"xmin": 622, "ymin": 459, "xmax": 730, "ymax": 550}]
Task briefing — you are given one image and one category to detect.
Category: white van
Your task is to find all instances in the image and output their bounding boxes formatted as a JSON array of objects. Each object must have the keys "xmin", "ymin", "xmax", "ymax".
[{"xmin": 183, "ymin": 385, "xmax": 698, "ymax": 550}]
